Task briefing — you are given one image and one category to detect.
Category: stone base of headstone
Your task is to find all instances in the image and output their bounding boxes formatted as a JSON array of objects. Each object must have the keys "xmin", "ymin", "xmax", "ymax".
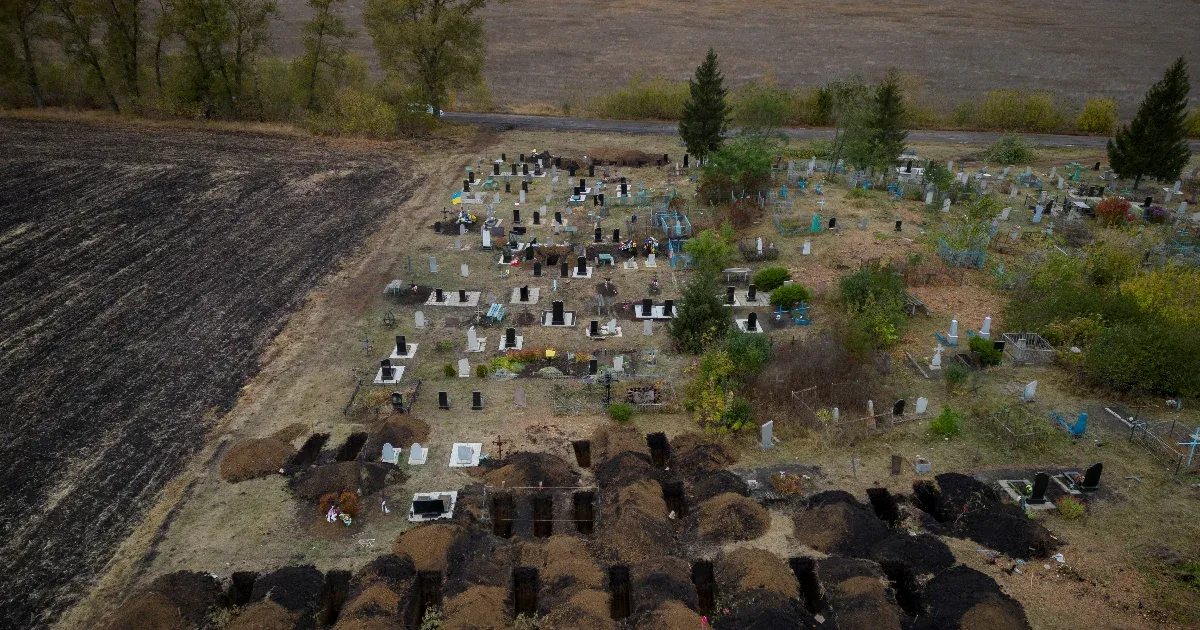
[
  {"xmin": 735, "ymin": 319, "xmax": 765, "ymax": 334},
  {"xmin": 586, "ymin": 325, "xmax": 622, "ymax": 339},
  {"xmin": 408, "ymin": 444, "xmax": 429, "ymax": 465},
  {"xmin": 740, "ymin": 292, "xmax": 769, "ymax": 307},
  {"xmin": 644, "ymin": 257, "xmax": 657, "ymax": 268},
  {"xmin": 509, "ymin": 287, "xmax": 541, "ymax": 304},
  {"xmin": 389, "ymin": 343, "xmax": 419, "ymax": 360},
  {"xmin": 449, "ymin": 443, "xmax": 483, "ymax": 467},
  {"xmin": 373, "ymin": 366, "xmax": 406, "ymax": 385},
  {"xmin": 541, "ymin": 311, "xmax": 577, "ymax": 327},
  {"xmin": 571, "ymin": 267, "xmax": 594, "ymax": 279},
  {"xmin": 634, "ymin": 304, "xmax": 674, "ymax": 320},
  {"xmin": 467, "ymin": 337, "xmax": 488, "ymax": 353},
  {"xmin": 997, "ymin": 480, "xmax": 1057, "ymax": 511},
  {"xmin": 498, "ymin": 336, "xmax": 524, "ymax": 351},
  {"xmin": 623, "ymin": 260, "xmax": 638, "ymax": 270},
  {"xmin": 426, "ymin": 291, "xmax": 481, "ymax": 307}
]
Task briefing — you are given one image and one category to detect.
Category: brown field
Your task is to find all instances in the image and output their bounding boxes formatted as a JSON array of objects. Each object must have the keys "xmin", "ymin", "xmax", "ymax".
[{"xmin": 269, "ymin": 0, "xmax": 1200, "ymax": 115}]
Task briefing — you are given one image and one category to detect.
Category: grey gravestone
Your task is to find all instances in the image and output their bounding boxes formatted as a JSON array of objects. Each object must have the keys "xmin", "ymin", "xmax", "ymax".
[
  {"xmin": 382, "ymin": 442, "xmax": 397, "ymax": 464},
  {"xmin": 891, "ymin": 455, "xmax": 902, "ymax": 476},
  {"xmin": 458, "ymin": 358, "xmax": 470, "ymax": 377},
  {"xmin": 643, "ymin": 319, "xmax": 653, "ymax": 335},
  {"xmin": 430, "ymin": 257, "xmax": 437, "ymax": 273},
  {"xmin": 760, "ymin": 420, "xmax": 774, "ymax": 449},
  {"xmin": 514, "ymin": 388, "xmax": 526, "ymax": 408},
  {"xmin": 415, "ymin": 311, "xmax": 425, "ymax": 328}
]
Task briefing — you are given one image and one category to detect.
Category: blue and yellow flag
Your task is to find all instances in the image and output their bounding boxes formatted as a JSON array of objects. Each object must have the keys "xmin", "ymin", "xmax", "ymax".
[{"xmin": 451, "ymin": 191, "xmax": 462, "ymax": 205}]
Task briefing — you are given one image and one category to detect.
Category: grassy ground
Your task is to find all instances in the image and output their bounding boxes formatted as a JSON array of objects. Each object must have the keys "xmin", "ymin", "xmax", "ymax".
[{"xmin": 58, "ymin": 122, "xmax": 1200, "ymax": 628}]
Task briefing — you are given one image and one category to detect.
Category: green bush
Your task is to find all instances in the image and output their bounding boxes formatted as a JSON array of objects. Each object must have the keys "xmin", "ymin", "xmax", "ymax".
[
  {"xmin": 984, "ymin": 134, "xmax": 1034, "ymax": 165},
  {"xmin": 978, "ymin": 90, "xmax": 1069, "ymax": 132},
  {"xmin": 443, "ymin": 364, "xmax": 456, "ymax": 378},
  {"xmin": 591, "ymin": 74, "xmax": 688, "ymax": 120},
  {"xmin": 608, "ymin": 402, "xmax": 634, "ymax": 423},
  {"xmin": 669, "ymin": 272, "xmax": 732, "ymax": 354},
  {"xmin": 724, "ymin": 330, "xmax": 772, "ymax": 376},
  {"xmin": 1188, "ymin": 108, "xmax": 1200, "ymax": 138},
  {"xmin": 436, "ymin": 339, "xmax": 456, "ymax": 352},
  {"xmin": 944, "ymin": 363, "xmax": 969, "ymax": 390},
  {"xmin": 929, "ymin": 406, "xmax": 965, "ymax": 437},
  {"xmin": 770, "ymin": 284, "xmax": 811, "ymax": 309},
  {"xmin": 306, "ymin": 86, "xmax": 402, "ymax": 137},
  {"xmin": 721, "ymin": 397, "xmax": 754, "ymax": 431},
  {"xmin": 1076, "ymin": 97, "xmax": 1118, "ymax": 134},
  {"xmin": 475, "ymin": 363, "xmax": 490, "ymax": 378},
  {"xmin": 752, "ymin": 267, "xmax": 792, "ymax": 291},
  {"xmin": 840, "ymin": 263, "xmax": 907, "ymax": 351},
  {"xmin": 1084, "ymin": 320, "xmax": 1200, "ymax": 396},
  {"xmin": 699, "ymin": 135, "xmax": 776, "ymax": 202},
  {"xmin": 840, "ymin": 263, "xmax": 906, "ymax": 310},
  {"xmin": 1056, "ymin": 496, "xmax": 1085, "ymax": 519},
  {"xmin": 733, "ymin": 79, "xmax": 792, "ymax": 130},
  {"xmin": 969, "ymin": 335, "xmax": 1002, "ymax": 366}
]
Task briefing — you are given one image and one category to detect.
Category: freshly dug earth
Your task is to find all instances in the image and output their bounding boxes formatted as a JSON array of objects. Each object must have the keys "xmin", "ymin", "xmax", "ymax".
[
  {"xmin": 817, "ymin": 557, "xmax": 904, "ymax": 630},
  {"xmin": 669, "ymin": 433, "xmax": 734, "ymax": 478},
  {"xmin": 645, "ymin": 600, "xmax": 703, "ymax": 630},
  {"xmin": 392, "ymin": 524, "xmax": 466, "ymax": 572},
  {"xmin": 97, "ymin": 593, "xmax": 185, "ymax": 630},
  {"xmin": 542, "ymin": 588, "xmax": 614, "ymax": 630},
  {"xmin": 868, "ymin": 532, "xmax": 956, "ymax": 576},
  {"xmin": 143, "ymin": 571, "xmax": 225, "ymax": 627},
  {"xmin": 367, "ymin": 416, "xmax": 431, "ymax": 456},
  {"xmin": 917, "ymin": 565, "xmax": 1030, "ymax": 630},
  {"xmin": 716, "ymin": 547, "xmax": 800, "ymax": 600},
  {"xmin": 617, "ymin": 479, "xmax": 668, "ymax": 521},
  {"xmin": 591, "ymin": 424, "xmax": 650, "ymax": 463},
  {"xmin": 251, "ymin": 565, "xmax": 324, "ymax": 616},
  {"xmin": 228, "ymin": 600, "xmax": 297, "ymax": 630},
  {"xmin": 0, "ymin": 119, "xmax": 415, "ymax": 627},
  {"xmin": 715, "ymin": 589, "xmax": 815, "ymax": 630},
  {"xmin": 339, "ymin": 583, "xmax": 402, "ymax": 620},
  {"xmin": 586, "ymin": 148, "xmax": 663, "ymax": 167},
  {"xmin": 792, "ymin": 500, "xmax": 888, "ymax": 556},
  {"xmin": 481, "ymin": 451, "xmax": 579, "ymax": 488},
  {"xmin": 442, "ymin": 585, "xmax": 508, "ymax": 630},
  {"xmin": 632, "ymin": 556, "xmax": 698, "ymax": 618},
  {"xmin": 539, "ymin": 536, "xmax": 605, "ymax": 591},
  {"xmin": 331, "ymin": 617, "xmax": 405, "ymax": 630},
  {"xmin": 289, "ymin": 462, "xmax": 364, "ymax": 501},
  {"xmin": 600, "ymin": 504, "xmax": 677, "ymax": 564},
  {"xmin": 221, "ymin": 436, "xmax": 295, "ymax": 482},
  {"xmin": 914, "ymin": 474, "xmax": 1057, "ymax": 559},
  {"xmin": 697, "ymin": 493, "xmax": 770, "ymax": 542},
  {"xmin": 595, "ymin": 451, "xmax": 663, "ymax": 491}
]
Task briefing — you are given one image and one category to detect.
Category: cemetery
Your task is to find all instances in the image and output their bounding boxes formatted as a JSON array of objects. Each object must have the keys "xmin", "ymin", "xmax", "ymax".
[{"xmin": 23, "ymin": 120, "xmax": 1200, "ymax": 630}]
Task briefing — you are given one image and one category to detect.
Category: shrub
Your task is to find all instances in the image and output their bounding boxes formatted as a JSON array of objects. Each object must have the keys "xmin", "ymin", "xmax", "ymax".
[
  {"xmin": 725, "ymin": 330, "xmax": 772, "ymax": 376},
  {"xmin": 1121, "ymin": 266, "xmax": 1200, "ymax": 328},
  {"xmin": 1084, "ymin": 320, "xmax": 1200, "ymax": 396},
  {"xmin": 978, "ymin": 90, "xmax": 1069, "ymax": 132},
  {"xmin": 307, "ymin": 87, "xmax": 401, "ymax": 137},
  {"xmin": 733, "ymin": 79, "xmax": 791, "ymax": 130},
  {"xmin": 752, "ymin": 266, "xmax": 792, "ymax": 291},
  {"xmin": 436, "ymin": 339, "xmax": 456, "ymax": 352},
  {"xmin": 723, "ymin": 198, "xmax": 762, "ymax": 229},
  {"xmin": 984, "ymin": 134, "xmax": 1033, "ymax": 164},
  {"xmin": 607, "ymin": 402, "xmax": 633, "ymax": 423},
  {"xmin": 1056, "ymin": 496, "xmax": 1085, "ymax": 519},
  {"xmin": 475, "ymin": 363, "xmax": 491, "ymax": 378},
  {"xmin": 443, "ymin": 364, "xmax": 456, "ymax": 378},
  {"xmin": 670, "ymin": 272, "xmax": 732, "ymax": 354},
  {"xmin": 769, "ymin": 284, "xmax": 811, "ymax": 309},
  {"xmin": 591, "ymin": 74, "xmax": 688, "ymax": 120},
  {"xmin": 1095, "ymin": 198, "xmax": 1132, "ymax": 226},
  {"xmin": 929, "ymin": 406, "xmax": 965, "ymax": 437},
  {"xmin": 1144, "ymin": 204, "xmax": 1172, "ymax": 224},
  {"xmin": 721, "ymin": 397, "xmax": 754, "ymax": 431},
  {"xmin": 1076, "ymin": 97, "xmax": 1118, "ymax": 134},
  {"xmin": 1022, "ymin": 92, "xmax": 1069, "ymax": 132},
  {"xmin": 969, "ymin": 335, "xmax": 1002, "ymax": 366},
  {"xmin": 840, "ymin": 263, "xmax": 906, "ymax": 310},
  {"xmin": 1187, "ymin": 108, "xmax": 1200, "ymax": 138},
  {"xmin": 699, "ymin": 135, "xmax": 776, "ymax": 202},
  {"xmin": 944, "ymin": 363, "xmax": 969, "ymax": 390}
]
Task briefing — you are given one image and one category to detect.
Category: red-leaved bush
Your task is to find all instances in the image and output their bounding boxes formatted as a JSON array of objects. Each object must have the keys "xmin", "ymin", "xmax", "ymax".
[{"xmin": 1095, "ymin": 198, "xmax": 1132, "ymax": 226}]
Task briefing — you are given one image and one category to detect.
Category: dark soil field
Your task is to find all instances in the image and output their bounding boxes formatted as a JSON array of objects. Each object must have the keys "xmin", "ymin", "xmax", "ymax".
[
  {"xmin": 0, "ymin": 120, "xmax": 414, "ymax": 627},
  {"xmin": 269, "ymin": 0, "xmax": 1200, "ymax": 114}
]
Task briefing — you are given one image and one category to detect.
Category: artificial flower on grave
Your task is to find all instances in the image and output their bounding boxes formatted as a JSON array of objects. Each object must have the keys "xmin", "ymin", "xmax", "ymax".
[
  {"xmin": 454, "ymin": 209, "xmax": 477, "ymax": 225},
  {"xmin": 619, "ymin": 239, "xmax": 637, "ymax": 253},
  {"xmin": 642, "ymin": 236, "xmax": 659, "ymax": 254}
]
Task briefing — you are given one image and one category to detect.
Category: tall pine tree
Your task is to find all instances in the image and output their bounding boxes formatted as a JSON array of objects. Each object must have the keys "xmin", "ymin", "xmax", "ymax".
[
  {"xmin": 1107, "ymin": 57, "xmax": 1191, "ymax": 190},
  {"xmin": 679, "ymin": 48, "xmax": 729, "ymax": 163},
  {"xmin": 846, "ymin": 69, "xmax": 907, "ymax": 173}
]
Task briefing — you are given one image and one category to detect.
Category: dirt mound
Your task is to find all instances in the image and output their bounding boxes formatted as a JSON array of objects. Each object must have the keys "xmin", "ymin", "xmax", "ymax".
[
  {"xmin": 251, "ymin": 565, "xmax": 324, "ymax": 620},
  {"xmin": 595, "ymin": 451, "xmax": 662, "ymax": 490},
  {"xmin": 367, "ymin": 416, "xmax": 430, "ymax": 456},
  {"xmin": 543, "ymin": 588, "xmax": 614, "ymax": 630},
  {"xmin": 442, "ymin": 585, "xmax": 508, "ymax": 630},
  {"xmin": 807, "ymin": 489, "xmax": 866, "ymax": 508},
  {"xmin": 690, "ymin": 470, "xmax": 748, "ymax": 502},
  {"xmin": 632, "ymin": 556, "xmax": 698, "ymax": 618},
  {"xmin": 917, "ymin": 565, "xmax": 1029, "ymax": 630},
  {"xmin": 392, "ymin": 524, "xmax": 466, "ymax": 572},
  {"xmin": 339, "ymin": 583, "xmax": 401, "ymax": 620},
  {"xmin": 868, "ymin": 532, "xmax": 956, "ymax": 576},
  {"xmin": 228, "ymin": 600, "xmax": 297, "ymax": 630},
  {"xmin": 587, "ymin": 148, "xmax": 664, "ymax": 167},
  {"xmin": 332, "ymin": 617, "xmax": 405, "ymax": 630},
  {"xmin": 98, "ymin": 593, "xmax": 186, "ymax": 630},
  {"xmin": 221, "ymin": 436, "xmax": 294, "ymax": 482},
  {"xmin": 816, "ymin": 558, "xmax": 903, "ymax": 630},
  {"xmin": 592, "ymin": 424, "xmax": 649, "ymax": 464},
  {"xmin": 954, "ymin": 503, "xmax": 1057, "ymax": 559},
  {"xmin": 541, "ymin": 536, "xmax": 604, "ymax": 591},
  {"xmin": 143, "ymin": 571, "xmax": 224, "ymax": 627},
  {"xmin": 481, "ymin": 452, "xmax": 580, "ymax": 488},
  {"xmin": 645, "ymin": 600, "xmax": 702, "ymax": 630},
  {"xmin": 289, "ymin": 461, "xmax": 362, "ymax": 501},
  {"xmin": 617, "ymin": 479, "xmax": 667, "ymax": 521},
  {"xmin": 274, "ymin": 423, "xmax": 307, "ymax": 442},
  {"xmin": 669, "ymin": 433, "xmax": 734, "ymax": 478},
  {"xmin": 715, "ymin": 589, "xmax": 815, "ymax": 630},
  {"xmin": 356, "ymin": 554, "xmax": 417, "ymax": 589},
  {"xmin": 716, "ymin": 547, "xmax": 800, "ymax": 600},
  {"xmin": 696, "ymin": 493, "xmax": 770, "ymax": 542},
  {"xmin": 600, "ymin": 504, "xmax": 677, "ymax": 563},
  {"xmin": 792, "ymin": 501, "xmax": 889, "ymax": 556}
]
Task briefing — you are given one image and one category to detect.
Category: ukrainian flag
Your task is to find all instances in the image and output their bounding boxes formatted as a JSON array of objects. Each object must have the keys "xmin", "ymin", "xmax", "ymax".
[{"xmin": 451, "ymin": 191, "xmax": 462, "ymax": 205}]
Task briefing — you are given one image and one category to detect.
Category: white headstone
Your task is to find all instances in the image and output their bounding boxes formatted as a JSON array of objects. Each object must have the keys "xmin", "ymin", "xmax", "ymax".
[
  {"xmin": 461, "ymin": 263, "xmax": 469, "ymax": 277},
  {"xmin": 948, "ymin": 319, "xmax": 959, "ymax": 345},
  {"xmin": 915, "ymin": 397, "xmax": 928, "ymax": 414},
  {"xmin": 1057, "ymin": 176, "xmax": 1063, "ymax": 189},
  {"xmin": 930, "ymin": 344, "xmax": 943, "ymax": 370},
  {"xmin": 1049, "ymin": 166, "xmax": 1057, "ymax": 178},
  {"xmin": 613, "ymin": 356, "xmax": 624, "ymax": 372},
  {"xmin": 643, "ymin": 319, "xmax": 653, "ymax": 335},
  {"xmin": 429, "ymin": 257, "xmax": 437, "ymax": 273},
  {"xmin": 1174, "ymin": 180, "xmax": 1182, "ymax": 193},
  {"xmin": 1181, "ymin": 201, "xmax": 1190, "ymax": 216},
  {"xmin": 494, "ymin": 192, "xmax": 500, "ymax": 203},
  {"xmin": 761, "ymin": 420, "xmax": 774, "ymax": 449},
  {"xmin": 1010, "ymin": 185, "xmax": 1019, "ymax": 199},
  {"xmin": 802, "ymin": 240, "xmax": 811, "ymax": 256},
  {"xmin": 980, "ymin": 316, "xmax": 992, "ymax": 340},
  {"xmin": 381, "ymin": 442, "xmax": 397, "ymax": 464},
  {"xmin": 414, "ymin": 311, "xmax": 426, "ymax": 328},
  {"xmin": 868, "ymin": 400, "xmax": 874, "ymax": 417},
  {"xmin": 459, "ymin": 223, "xmax": 467, "ymax": 235},
  {"xmin": 1000, "ymin": 207, "xmax": 1010, "ymax": 220},
  {"xmin": 925, "ymin": 191, "xmax": 934, "ymax": 204},
  {"xmin": 756, "ymin": 237, "xmax": 763, "ymax": 254},
  {"xmin": 455, "ymin": 236, "xmax": 462, "ymax": 249},
  {"xmin": 646, "ymin": 253, "xmax": 656, "ymax": 267},
  {"xmin": 467, "ymin": 326, "xmax": 478, "ymax": 350},
  {"xmin": 947, "ymin": 160, "xmax": 954, "ymax": 171},
  {"xmin": 519, "ymin": 189, "xmax": 526, "ymax": 204},
  {"xmin": 408, "ymin": 443, "xmax": 427, "ymax": 465},
  {"xmin": 608, "ymin": 318, "xmax": 618, "ymax": 333},
  {"xmin": 481, "ymin": 228, "xmax": 491, "ymax": 248},
  {"xmin": 1022, "ymin": 380, "xmax": 1037, "ymax": 402},
  {"xmin": 942, "ymin": 198, "xmax": 951, "ymax": 213},
  {"xmin": 1032, "ymin": 205, "xmax": 1044, "ymax": 223},
  {"xmin": 458, "ymin": 358, "xmax": 470, "ymax": 378}
]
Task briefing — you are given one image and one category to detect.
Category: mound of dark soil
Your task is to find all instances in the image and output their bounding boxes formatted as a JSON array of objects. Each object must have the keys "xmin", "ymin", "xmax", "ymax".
[
  {"xmin": 954, "ymin": 503, "xmax": 1057, "ymax": 559},
  {"xmin": 868, "ymin": 533, "xmax": 956, "ymax": 576},
  {"xmin": 669, "ymin": 433, "xmax": 734, "ymax": 479},
  {"xmin": 542, "ymin": 589, "xmax": 614, "ymax": 629},
  {"xmin": 228, "ymin": 600, "xmax": 296, "ymax": 630},
  {"xmin": 221, "ymin": 436, "xmax": 294, "ymax": 482},
  {"xmin": 98, "ymin": 593, "xmax": 186, "ymax": 630},
  {"xmin": 250, "ymin": 565, "xmax": 324, "ymax": 623},
  {"xmin": 815, "ymin": 557, "xmax": 904, "ymax": 630},
  {"xmin": 716, "ymin": 548, "xmax": 800, "ymax": 600},
  {"xmin": 392, "ymin": 524, "xmax": 467, "ymax": 572},
  {"xmin": 144, "ymin": 571, "xmax": 225, "ymax": 627},
  {"xmin": 807, "ymin": 490, "xmax": 865, "ymax": 508},
  {"xmin": 916, "ymin": 565, "xmax": 1030, "ymax": 630},
  {"xmin": 356, "ymin": 554, "xmax": 417, "ymax": 589},
  {"xmin": 366, "ymin": 416, "xmax": 430, "ymax": 457},
  {"xmin": 591, "ymin": 425, "xmax": 650, "ymax": 464},
  {"xmin": 338, "ymin": 583, "xmax": 402, "ymax": 621},
  {"xmin": 792, "ymin": 500, "xmax": 889, "ymax": 556},
  {"xmin": 715, "ymin": 589, "xmax": 816, "ymax": 630},
  {"xmin": 595, "ymin": 451, "xmax": 664, "ymax": 490},
  {"xmin": 644, "ymin": 600, "xmax": 703, "ymax": 630},
  {"xmin": 289, "ymin": 462, "xmax": 361, "ymax": 501},
  {"xmin": 600, "ymin": 502, "xmax": 677, "ymax": 563},
  {"xmin": 442, "ymin": 585, "xmax": 508, "ymax": 630},
  {"xmin": 631, "ymin": 556, "xmax": 697, "ymax": 620},
  {"xmin": 690, "ymin": 470, "xmax": 748, "ymax": 502},
  {"xmin": 587, "ymin": 148, "xmax": 665, "ymax": 167},
  {"xmin": 696, "ymin": 493, "xmax": 770, "ymax": 542},
  {"xmin": 481, "ymin": 451, "xmax": 580, "ymax": 488}
]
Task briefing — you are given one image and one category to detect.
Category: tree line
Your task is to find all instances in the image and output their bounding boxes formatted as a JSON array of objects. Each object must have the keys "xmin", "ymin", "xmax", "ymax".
[{"xmin": 0, "ymin": 0, "xmax": 499, "ymax": 130}]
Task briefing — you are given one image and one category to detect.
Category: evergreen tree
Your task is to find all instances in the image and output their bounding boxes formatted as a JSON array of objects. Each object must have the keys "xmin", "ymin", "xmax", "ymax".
[
  {"xmin": 678, "ymin": 48, "xmax": 729, "ymax": 163},
  {"xmin": 847, "ymin": 69, "xmax": 907, "ymax": 173},
  {"xmin": 669, "ymin": 271, "xmax": 732, "ymax": 354},
  {"xmin": 1108, "ymin": 57, "xmax": 1191, "ymax": 190}
]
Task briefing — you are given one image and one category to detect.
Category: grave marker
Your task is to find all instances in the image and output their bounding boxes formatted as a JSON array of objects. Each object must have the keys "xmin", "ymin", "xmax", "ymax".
[
  {"xmin": 761, "ymin": 421, "xmax": 774, "ymax": 449},
  {"xmin": 439, "ymin": 391, "xmax": 450, "ymax": 409},
  {"xmin": 414, "ymin": 311, "xmax": 425, "ymax": 328},
  {"xmin": 1029, "ymin": 472, "xmax": 1049, "ymax": 504}
]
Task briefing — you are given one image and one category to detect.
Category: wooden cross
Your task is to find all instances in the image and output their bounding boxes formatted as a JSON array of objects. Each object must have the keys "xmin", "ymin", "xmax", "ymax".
[{"xmin": 493, "ymin": 434, "xmax": 504, "ymax": 461}]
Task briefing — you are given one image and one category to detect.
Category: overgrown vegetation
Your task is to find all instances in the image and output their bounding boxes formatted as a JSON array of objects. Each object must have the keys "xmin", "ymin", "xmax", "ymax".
[
  {"xmin": 683, "ymin": 331, "xmax": 770, "ymax": 433},
  {"xmin": 969, "ymin": 335, "xmax": 1002, "ymax": 366},
  {"xmin": 698, "ymin": 135, "xmax": 775, "ymax": 202},
  {"xmin": 929, "ymin": 406, "xmax": 965, "ymax": 438},
  {"xmin": 670, "ymin": 227, "xmax": 735, "ymax": 354},
  {"xmin": 839, "ymin": 262, "xmax": 907, "ymax": 354},
  {"xmin": 594, "ymin": 74, "xmax": 688, "ymax": 121},
  {"xmin": 1108, "ymin": 57, "xmax": 1193, "ymax": 190},
  {"xmin": 984, "ymin": 134, "xmax": 1034, "ymax": 165},
  {"xmin": 1056, "ymin": 496, "xmax": 1085, "ymax": 519},
  {"xmin": 607, "ymin": 402, "xmax": 633, "ymax": 422},
  {"xmin": 752, "ymin": 266, "xmax": 791, "ymax": 291},
  {"xmin": 1076, "ymin": 97, "xmax": 1118, "ymax": 134}
]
